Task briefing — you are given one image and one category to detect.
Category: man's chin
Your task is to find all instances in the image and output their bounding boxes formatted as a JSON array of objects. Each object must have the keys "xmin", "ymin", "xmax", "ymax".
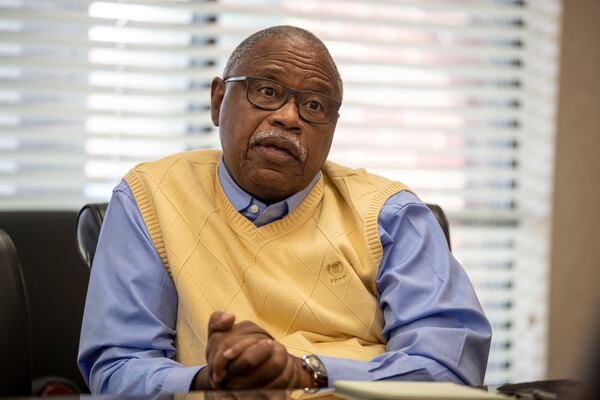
[{"xmin": 245, "ymin": 169, "xmax": 302, "ymax": 202}]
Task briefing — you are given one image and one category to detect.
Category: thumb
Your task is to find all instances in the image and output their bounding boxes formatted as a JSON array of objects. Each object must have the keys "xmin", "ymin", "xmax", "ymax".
[{"xmin": 208, "ymin": 311, "xmax": 235, "ymax": 335}]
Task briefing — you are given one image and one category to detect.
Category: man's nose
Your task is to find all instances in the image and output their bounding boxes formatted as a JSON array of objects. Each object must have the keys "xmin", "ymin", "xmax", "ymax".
[{"xmin": 267, "ymin": 97, "xmax": 302, "ymax": 131}]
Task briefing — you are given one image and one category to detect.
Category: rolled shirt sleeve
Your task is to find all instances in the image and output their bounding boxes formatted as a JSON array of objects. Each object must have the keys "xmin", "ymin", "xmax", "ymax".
[{"xmin": 321, "ymin": 191, "xmax": 492, "ymax": 386}]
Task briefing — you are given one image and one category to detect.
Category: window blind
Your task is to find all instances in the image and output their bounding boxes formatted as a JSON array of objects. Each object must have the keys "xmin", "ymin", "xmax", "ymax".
[{"xmin": 0, "ymin": 0, "xmax": 562, "ymax": 385}]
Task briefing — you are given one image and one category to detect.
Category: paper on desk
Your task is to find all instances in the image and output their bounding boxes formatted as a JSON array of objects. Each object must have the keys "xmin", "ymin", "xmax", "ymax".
[{"xmin": 334, "ymin": 381, "xmax": 513, "ymax": 400}]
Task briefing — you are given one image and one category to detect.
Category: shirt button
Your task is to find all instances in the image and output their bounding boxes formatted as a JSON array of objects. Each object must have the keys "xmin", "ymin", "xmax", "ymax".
[{"xmin": 249, "ymin": 204, "xmax": 260, "ymax": 214}]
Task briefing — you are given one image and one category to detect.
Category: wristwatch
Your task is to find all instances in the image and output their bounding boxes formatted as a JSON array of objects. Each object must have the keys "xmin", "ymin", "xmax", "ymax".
[{"xmin": 301, "ymin": 354, "xmax": 328, "ymax": 388}]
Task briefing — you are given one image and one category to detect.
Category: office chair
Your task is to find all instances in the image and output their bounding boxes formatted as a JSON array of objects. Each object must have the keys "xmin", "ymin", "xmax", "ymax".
[
  {"xmin": 426, "ymin": 203, "xmax": 451, "ymax": 250},
  {"xmin": 0, "ymin": 228, "xmax": 82, "ymax": 396},
  {"xmin": 76, "ymin": 203, "xmax": 107, "ymax": 270},
  {"xmin": 76, "ymin": 202, "xmax": 451, "ymax": 270},
  {"xmin": 0, "ymin": 229, "xmax": 33, "ymax": 396}
]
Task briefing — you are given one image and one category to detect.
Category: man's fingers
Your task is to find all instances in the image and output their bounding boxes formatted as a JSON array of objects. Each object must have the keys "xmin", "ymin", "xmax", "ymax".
[
  {"xmin": 262, "ymin": 342, "xmax": 295, "ymax": 389},
  {"xmin": 206, "ymin": 312, "xmax": 236, "ymax": 387},
  {"xmin": 227, "ymin": 338, "xmax": 275, "ymax": 376},
  {"xmin": 222, "ymin": 337, "xmax": 262, "ymax": 360},
  {"xmin": 210, "ymin": 336, "xmax": 261, "ymax": 385},
  {"xmin": 224, "ymin": 340, "xmax": 289, "ymax": 389},
  {"xmin": 205, "ymin": 317, "xmax": 277, "ymax": 388},
  {"xmin": 226, "ymin": 353, "xmax": 281, "ymax": 389},
  {"xmin": 208, "ymin": 311, "xmax": 235, "ymax": 335}
]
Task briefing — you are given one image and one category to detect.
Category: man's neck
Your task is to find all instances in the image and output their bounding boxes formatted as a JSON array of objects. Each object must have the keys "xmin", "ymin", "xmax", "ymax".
[{"xmin": 217, "ymin": 158, "xmax": 320, "ymax": 214}]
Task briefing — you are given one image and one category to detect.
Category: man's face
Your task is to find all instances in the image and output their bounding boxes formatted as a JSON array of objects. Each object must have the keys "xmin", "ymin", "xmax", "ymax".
[{"xmin": 210, "ymin": 36, "xmax": 340, "ymax": 203}]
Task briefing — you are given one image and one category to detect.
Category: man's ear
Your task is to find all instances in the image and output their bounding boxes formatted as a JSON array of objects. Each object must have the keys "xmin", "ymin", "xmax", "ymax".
[{"xmin": 210, "ymin": 77, "xmax": 225, "ymax": 127}]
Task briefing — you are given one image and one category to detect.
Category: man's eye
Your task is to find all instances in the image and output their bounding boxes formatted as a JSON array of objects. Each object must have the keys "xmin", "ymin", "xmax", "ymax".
[
  {"xmin": 258, "ymin": 87, "xmax": 276, "ymax": 97},
  {"xmin": 306, "ymin": 100, "xmax": 323, "ymax": 111}
]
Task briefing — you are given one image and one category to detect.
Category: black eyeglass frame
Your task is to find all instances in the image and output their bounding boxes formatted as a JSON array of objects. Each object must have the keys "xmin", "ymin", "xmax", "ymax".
[{"xmin": 223, "ymin": 76, "xmax": 341, "ymax": 124}]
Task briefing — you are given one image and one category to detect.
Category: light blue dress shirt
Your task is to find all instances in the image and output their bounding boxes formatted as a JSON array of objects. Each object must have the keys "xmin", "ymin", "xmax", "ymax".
[{"xmin": 78, "ymin": 161, "xmax": 491, "ymax": 395}]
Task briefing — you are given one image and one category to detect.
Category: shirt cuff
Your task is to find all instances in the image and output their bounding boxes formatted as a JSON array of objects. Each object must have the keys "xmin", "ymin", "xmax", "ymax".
[
  {"xmin": 161, "ymin": 365, "xmax": 203, "ymax": 394},
  {"xmin": 319, "ymin": 355, "xmax": 461, "ymax": 386},
  {"xmin": 319, "ymin": 356, "xmax": 373, "ymax": 385}
]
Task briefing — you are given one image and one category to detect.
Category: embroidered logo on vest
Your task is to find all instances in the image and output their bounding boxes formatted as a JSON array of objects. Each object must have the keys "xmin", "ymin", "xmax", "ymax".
[{"xmin": 326, "ymin": 261, "xmax": 347, "ymax": 284}]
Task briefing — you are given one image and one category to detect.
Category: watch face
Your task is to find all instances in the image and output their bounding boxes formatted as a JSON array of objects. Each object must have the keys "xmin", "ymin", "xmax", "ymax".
[
  {"xmin": 302, "ymin": 355, "xmax": 328, "ymax": 388},
  {"xmin": 305, "ymin": 355, "xmax": 327, "ymax": 377}
]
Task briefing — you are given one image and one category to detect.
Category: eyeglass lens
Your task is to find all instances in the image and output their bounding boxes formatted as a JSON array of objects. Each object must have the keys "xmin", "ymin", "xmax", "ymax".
[{"xmin": 245, "ymin": 78, "xmax": 337, "ymax": 123}]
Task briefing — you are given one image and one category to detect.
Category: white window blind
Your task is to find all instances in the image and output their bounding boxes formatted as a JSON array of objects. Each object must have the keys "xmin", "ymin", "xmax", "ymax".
[{"xmin": 0, "ymin": 0, "xmax": 562, "ymax": 385}]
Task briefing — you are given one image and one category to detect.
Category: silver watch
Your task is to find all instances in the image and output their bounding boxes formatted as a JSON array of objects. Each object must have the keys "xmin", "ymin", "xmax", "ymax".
[{"xmin": 301, "ymin": 354, "xmax": 328, "ymax": 388}]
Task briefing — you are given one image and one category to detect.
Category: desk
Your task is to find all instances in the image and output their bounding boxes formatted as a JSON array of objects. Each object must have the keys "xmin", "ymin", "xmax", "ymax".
[
  {"xmin": 4, "ymin": 389, "xmax": 339, "ymax": 400},
  {"xmin": 180, "ymin": 389, "xmax": 338, "ymax": 400},
  {"xmin": 1, "ymin": 382, "xmax": 584, "ymax": 400}
]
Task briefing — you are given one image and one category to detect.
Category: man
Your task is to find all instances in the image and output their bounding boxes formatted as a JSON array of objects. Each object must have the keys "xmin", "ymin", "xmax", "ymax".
[{"xmin": 78, "ymin": 26, "xmax": 491, "ymax": 395}]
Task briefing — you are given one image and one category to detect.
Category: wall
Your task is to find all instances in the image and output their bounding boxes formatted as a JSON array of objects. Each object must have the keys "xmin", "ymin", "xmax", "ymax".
[{"xmin": 548, "ymin": 0, "xmax": 600, "ymax": 380}]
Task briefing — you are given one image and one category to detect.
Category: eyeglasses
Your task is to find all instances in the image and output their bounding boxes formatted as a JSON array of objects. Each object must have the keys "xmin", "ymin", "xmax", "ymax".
[{"xmin": 223, "ymin": 76, "xmax": 341, "ymax": 124}]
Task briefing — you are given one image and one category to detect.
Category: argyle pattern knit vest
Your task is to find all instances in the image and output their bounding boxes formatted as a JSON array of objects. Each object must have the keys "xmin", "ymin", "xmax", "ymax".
[{"xmin": 125, "ymin": 150, "xmax": 409, "ymax": 365}]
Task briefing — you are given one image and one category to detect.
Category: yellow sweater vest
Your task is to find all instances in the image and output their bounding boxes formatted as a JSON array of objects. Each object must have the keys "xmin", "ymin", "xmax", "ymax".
[{"xmin": 124, "ymin": 150, "xmax": 409, "ymax": 365}]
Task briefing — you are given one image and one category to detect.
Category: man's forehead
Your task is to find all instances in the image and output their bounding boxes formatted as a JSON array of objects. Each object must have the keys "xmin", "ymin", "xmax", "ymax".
[{"xmin": 234, "ymin": 37, "xmax": 339, "ymax": 95}]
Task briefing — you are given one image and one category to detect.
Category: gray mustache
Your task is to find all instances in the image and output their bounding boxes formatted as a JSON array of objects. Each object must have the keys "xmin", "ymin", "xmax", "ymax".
[{"xmin": 249, "ymin": 130, "xmax": 307, "ymax": 162}]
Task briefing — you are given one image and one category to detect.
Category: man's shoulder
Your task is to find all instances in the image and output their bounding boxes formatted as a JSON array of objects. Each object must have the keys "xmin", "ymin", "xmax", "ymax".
[
  {"xmin": 383, "ymin": 190, "xmax": 422, "ymax": 206},
  {"xmin": 322, "ymin": 160, "xmax": 410, "ymax": 191},
  {"xmin": 124, "ymin": 149, "xmax": 222, "ymax": 195},
  {"xmin": 131, "ymin": 149, "xmax": 222, "ymax": 172}
]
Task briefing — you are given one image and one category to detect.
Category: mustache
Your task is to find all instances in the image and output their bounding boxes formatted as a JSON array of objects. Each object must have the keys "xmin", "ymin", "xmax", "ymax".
[{"xmin": 249, "ymin": 130, "xmax": 307, "ymax": 162}]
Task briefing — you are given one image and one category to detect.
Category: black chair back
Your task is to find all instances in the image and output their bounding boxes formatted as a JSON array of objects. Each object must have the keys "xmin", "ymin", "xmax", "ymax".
[
  {"xmin": 427, "ymin": 203, "xmax": 451, "ymax": 250},
  {"xmin": 76, "ymin": 203, "xmax": 107, "ymax": 269},
  {"xmin": 0, "ymin": 211, "xmax": 88, "ymax": 393},
  {"xmin": 0, "ymin": 229, "xmax": 32, "ymax": 396}
]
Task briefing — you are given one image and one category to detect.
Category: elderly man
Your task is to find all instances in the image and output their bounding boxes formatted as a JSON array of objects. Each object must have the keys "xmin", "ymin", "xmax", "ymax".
[{"xmin": 78, "ymin": 26, "xmax": 491, "ymax": 395}]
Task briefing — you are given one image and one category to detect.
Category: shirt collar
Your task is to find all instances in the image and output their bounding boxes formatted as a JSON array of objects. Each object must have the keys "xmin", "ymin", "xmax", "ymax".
[{"xmin": 217, "ymin": 158, "xmax": 320, "ymax": 215}]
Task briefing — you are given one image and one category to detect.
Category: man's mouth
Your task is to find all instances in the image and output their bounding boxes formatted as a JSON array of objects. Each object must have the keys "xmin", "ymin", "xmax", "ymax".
[
  {"xmin": 249, "ymin": 131, "xmax": 307, "ymax": 163},
  {"xmin": 263, "ymin": 144, "xmax": 294, "ymax": 158},
  {"xmin": 253, "ymin": 142, "xmax": 298, "ymax": 164},
  {"xmin": 256, "ymin": 137, "xmax": 299, "ymax": 158}
]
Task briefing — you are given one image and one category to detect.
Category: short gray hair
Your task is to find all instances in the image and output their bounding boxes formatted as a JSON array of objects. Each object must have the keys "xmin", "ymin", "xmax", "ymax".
[{"xmin": 223, "ymin": 25, "xmax": 343, "ymax": 100}]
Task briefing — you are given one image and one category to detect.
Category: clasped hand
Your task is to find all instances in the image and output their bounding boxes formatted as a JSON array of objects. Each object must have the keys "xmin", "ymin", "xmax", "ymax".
[{"xmin": 193, "ymin": 312, "xmax": 313, "ymax": 390}]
